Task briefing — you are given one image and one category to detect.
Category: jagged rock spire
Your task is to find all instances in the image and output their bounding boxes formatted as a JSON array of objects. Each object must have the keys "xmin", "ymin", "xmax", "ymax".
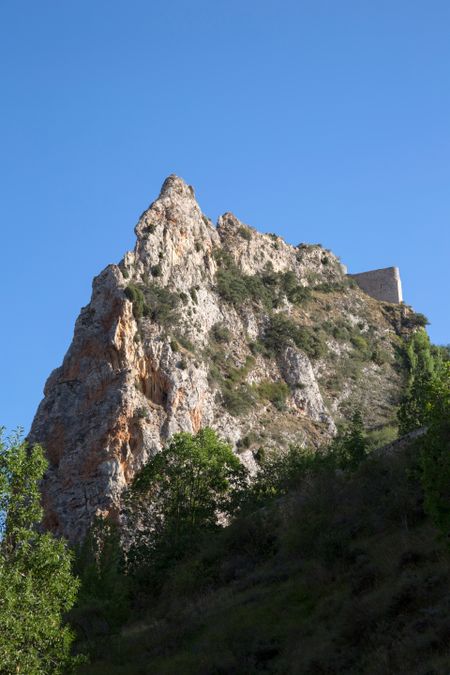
[{"xmin": 28, "ymin": 177, "xmax": 412, "ymax": 543}]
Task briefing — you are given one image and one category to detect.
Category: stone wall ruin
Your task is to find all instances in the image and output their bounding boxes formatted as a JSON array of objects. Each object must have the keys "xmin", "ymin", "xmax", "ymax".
[{"xmin": 349, "ymin": 267, "xmax": 403, "ymax": 304}]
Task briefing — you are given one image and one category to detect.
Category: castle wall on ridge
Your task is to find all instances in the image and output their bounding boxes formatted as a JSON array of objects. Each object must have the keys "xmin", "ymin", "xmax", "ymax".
[{"xmin": 349, "ymin": 267, "xmax": 403, "ymax": 304}]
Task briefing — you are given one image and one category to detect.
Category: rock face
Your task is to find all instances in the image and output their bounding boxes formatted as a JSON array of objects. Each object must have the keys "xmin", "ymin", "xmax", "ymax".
[{"xmin": 29, "ymin": 175, "xmax": 415, "ymax": 543}]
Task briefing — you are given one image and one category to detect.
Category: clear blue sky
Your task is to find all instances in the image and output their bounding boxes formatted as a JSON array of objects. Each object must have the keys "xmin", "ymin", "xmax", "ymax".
[{"xmin": 1, "ymin": 1, "xmax": 449, "ymax": 433}]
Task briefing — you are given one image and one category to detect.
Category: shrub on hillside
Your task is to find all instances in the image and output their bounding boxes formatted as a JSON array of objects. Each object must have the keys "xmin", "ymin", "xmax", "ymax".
[
  {"xmin": 263, "ymin": 314, "xmax": 327, "ymax": 360},
  {"xmin": 124, "ymin": 284, "xmax": 148, "ymax": 319},
  {"xmin": 255, "ymin": 380, "xmax": 290, "ymax": 409},
  {"xmin": 211, "ymin": 323, "xmax": 231, "ymax": 343}
]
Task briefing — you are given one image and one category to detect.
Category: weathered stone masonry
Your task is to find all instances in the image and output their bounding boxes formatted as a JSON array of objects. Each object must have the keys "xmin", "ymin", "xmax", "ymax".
[{"xmin": 349, "ymin": 267, "xmax": 403, "ymax": 304}]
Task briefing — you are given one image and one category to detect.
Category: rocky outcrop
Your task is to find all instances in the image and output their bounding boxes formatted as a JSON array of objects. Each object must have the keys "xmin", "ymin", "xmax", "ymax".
[
  {"xmin": 279, "ymin": 346, "xmax": 336, "ymax": 432},
  {"xmin": 29, "ymin": 175, "xmax": 414, "ymax": 543}
]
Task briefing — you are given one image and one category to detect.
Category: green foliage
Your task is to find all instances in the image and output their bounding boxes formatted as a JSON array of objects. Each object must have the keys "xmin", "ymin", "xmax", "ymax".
[
  {"xmin": 222, "ymin": 383, "xmax": 255, "ymax": 416},
  {"xmin": 243, "ymin": 446, "xmax": 328, "ymax": 510},
  {"xmin": 124, "ymin": 284, "xmax": 148, "ymax": 319},
  {"xmin": 263, "ymin": 314, "xmax": 327, "ymax": 359},
  {"xmin": 322, "ymin": 318, "xmax": 385, "ymax": 364},
  {"xmin": 0, "ymin": 431, "xmax": 82, "ymax": 674},
  {"xmin": 350, "ymin": 333, "xmax": 370, "ymax": 356},
  {"xmin": 313, "ymin": 281, "xmax": 347, "ymax": 293},
  {"xmin": 204, "ymin": 344, "xmax": 257, "ymax": 416},
  {"xmin": 75, "ymin": 419, "xmax": 450, "ymax": 675},
  {"xmin": 218, "ymin": 356, "xmax": 257, "ymax": 416},
  {"xmin": 394, "ymin": 332, "xmax": 450, "ymax": 540},
  {"xmin": 216, "ymin": 266, "xmax": 273, "ymax": 308},
  {"xmin": 134, "ymin": 406, "xmax": 148, "ymax": 419},
  {"xmin": 418, "ymin": 363, "xmax": 450, "ymax": 540},
  {"xmin": 141, "ymin": 283, "xmax": 179, "ymax": 326},
  {"xmin": 408, "ymin": 312, "xmax": 430, "ymax": 328},
  {"xmin": 150, "ymin": 263, "xmax": 162, "ymax": 277},
  {"xmin": 254, "ymin": 380, "xmax": 290, "ymax": 409},
  {"xmin": 125, "ymin": 429, "xmax": 248, "ymax": 585},
  {"xmin": 210, "ymin": 322, "xmax": 231, "ymax": 343},
  {"xmin": 329, "ymin": 410, "xmax": 368, "ymax": 470},
  {"xmin": 397, "ymin": 330, "xmax": 441, "ymax": 434},
  {"xmin": 371, "ymin": 344, "xmax": 391, "ymax": 365},
  {"xmin": 72, "ymin": 521, "xmax": 130, "ymax": 635},
  {"xmin": 238, "ymin": 225, "xmax": 252, "ymax": 241},
  {"xmin": 174, "ymin": 332, "xmax": 194, "ymax": 352},
  {"xmin": 215, "ymin": 256, "xmax": 311, "ymax": 310},
  {"xmin": 365, "ymin": 423, "xmax": 398, "ymax": 452}
]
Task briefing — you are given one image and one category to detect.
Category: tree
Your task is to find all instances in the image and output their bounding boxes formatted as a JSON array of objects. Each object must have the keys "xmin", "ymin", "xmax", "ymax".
[
  {"xmin": 242, "ymin": 445, "xmax": 328, "ymax": 511},
  {"xmin": 329, "ymin": 410, "xmax": 368, "ymax": 470},
  {"xmin": 0, "ymin": 430, "xmax": 82, "ymax": 674},
  {"xmin": 125, "ymin": 428, "xmax": 247, "ymax": 581},
  {"xmin": 72, "ymin": 519, "xmax": 131, "ymax": 636},
  {"xmin": 398, "ymin": 330, "xmax": 440, "ymax": 434},
  {"xmin": 419, "ymin": 363, "xmax": 450, "ymax": 540}
]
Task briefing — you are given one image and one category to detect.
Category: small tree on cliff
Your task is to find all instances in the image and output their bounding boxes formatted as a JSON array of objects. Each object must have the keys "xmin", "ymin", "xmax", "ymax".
[{"xmin": 0, "ymin": 429, "xmax": 82, "ymax": 674}]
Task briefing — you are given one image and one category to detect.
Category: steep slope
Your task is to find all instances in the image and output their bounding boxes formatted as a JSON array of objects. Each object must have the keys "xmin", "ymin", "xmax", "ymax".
[
  {"xmin": 29, "ymin": 175, "xmax": 417, "ymax": 542},
  {"xmin": 77, "ymin": 436, "xmax": 450, "ymax": 675}
]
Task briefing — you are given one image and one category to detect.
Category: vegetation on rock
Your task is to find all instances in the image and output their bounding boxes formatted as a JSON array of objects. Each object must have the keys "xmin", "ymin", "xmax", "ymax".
[{"xmin": 71, "ymin": 376, "xmax": 450, "ymax": 673}]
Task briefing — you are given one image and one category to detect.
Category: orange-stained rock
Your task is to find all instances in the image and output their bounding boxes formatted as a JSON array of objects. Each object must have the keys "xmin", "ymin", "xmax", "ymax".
[{"xmin": 29, "ymin": 175, "xmax": 412, "ymax": 543}]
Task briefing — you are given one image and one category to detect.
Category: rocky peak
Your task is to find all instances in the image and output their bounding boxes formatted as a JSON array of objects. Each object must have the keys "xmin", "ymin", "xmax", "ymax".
[
  {"xmin": 29, "ymin": 176, "xmax": 415, "ymax": 543},
  {"xmin": 159, "ymin": 173, "xmax": 196, "ymax": 200}
]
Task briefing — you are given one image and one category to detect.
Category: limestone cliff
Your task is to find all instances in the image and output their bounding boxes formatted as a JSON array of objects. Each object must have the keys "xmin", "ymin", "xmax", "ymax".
[{"xmin": 29, "ymin": 175, "xmax": 417, "ymax": 542}]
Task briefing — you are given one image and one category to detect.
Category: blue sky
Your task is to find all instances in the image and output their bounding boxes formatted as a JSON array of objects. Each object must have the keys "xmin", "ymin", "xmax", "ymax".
[{"xmin": 1, "ymin": 0, "xmax": 449, "ymax": 433}]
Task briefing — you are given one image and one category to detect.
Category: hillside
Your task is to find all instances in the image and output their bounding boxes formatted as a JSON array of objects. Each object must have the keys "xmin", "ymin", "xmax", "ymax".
[
  {"xmin": 29, "ymin": 175, "xmax": 422, "ymax": 543},
  {"xmin": 75, "ymin": 432, "xmax": 450, "ymax": 675}
]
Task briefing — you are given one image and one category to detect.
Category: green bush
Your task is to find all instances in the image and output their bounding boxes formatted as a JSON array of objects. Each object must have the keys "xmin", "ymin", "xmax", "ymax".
[
  {"xmin": 372, "ymin": 345, "xmax": 391, "ymax": 365},
  {"xmin": 238, "ymin": 226, "xmax": 252, "ymax": 241},
  {"xmin": 248, "ymin": 340, "xmax": 269, "ymax": 357},
  {"xmin": 313, "ymin": 281, "xmax": 347, "ymax": 293},
  {"xmin": 225, "ymin": 356, "xmax": 255, "ymax": 384},
  {"xmin": 124, "ymin": 284, "xmax": 148, "ymax": 319},
  {"xmin": 151, "ymin": 263, "xmax": 162, "ymax": 277},
  {"xmin": 351, "ymin": 333, "xmax": 371, "ymax": 356},
  {"xmin": 211, "ymin": 323, "xmax": 231, "ymax": 343},
  {"xmin": 175, "ymin": 333, "xmax": 195, "ymax": 352},
  {"xmin": 222, "ymin": 383, "xmax": 255, "ymax": 416},
  {"xmin": 263, "ymin": 314, "xmax": 327, "ymax": 360},
  {"xmin": 142, "ymin": 283, "xmax": 179, "ymax": 326},
  {"xmin": 255, "ymin": 380, "xmax": 290, "ymax": 409},
  {"xmin": 408, "ymin": 312, "xmax": 429, "ymax": 328},
  {"xmin": 215, "ymin": 259, "xmax": 312, "ymax": 311},
  {"xmin": 134, "ymin": 406, "xmax": 149, "ymax": 419},
  {"xmin": 365, "ymin": 424, "xmax": 398, "ymax": 451},
  {"xmin": 216, "ymin": 267, "xmax": 273, "ymax": 308}
]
